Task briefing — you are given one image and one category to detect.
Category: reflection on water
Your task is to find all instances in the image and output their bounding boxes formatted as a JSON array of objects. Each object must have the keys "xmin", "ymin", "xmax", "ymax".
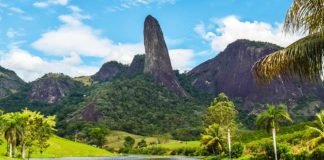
[{"xmin": 31, "ymin": 156, "xmax": 201, "ymax": 160}]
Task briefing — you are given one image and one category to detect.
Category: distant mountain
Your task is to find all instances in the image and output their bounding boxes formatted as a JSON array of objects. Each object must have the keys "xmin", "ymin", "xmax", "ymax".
[
  {"xmin": 0, "ymin": 66, "xmax": 25, "ymax": 98},
  {"xmin": 29, "ymin": 73, "xmax": 83, "ymax": 103},
  {"xmin": 92, "ymin": 61, "xmax": 127, "ymax": 82},
  {"xmin": 189, "ymin": 39, "xmax": 324, "ymax": 119}
]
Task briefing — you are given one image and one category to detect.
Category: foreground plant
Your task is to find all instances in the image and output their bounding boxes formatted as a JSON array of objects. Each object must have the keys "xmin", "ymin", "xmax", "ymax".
[
  {"xmin": 253, "ymin": 0, "xmax": 324, "ymax": 83},
  {"xmin": 307, "ymin": 110, "xmax": 324, "ymax": 149},
  {"xmin": 256, "ymin": 104, "xmax": 293, "ymax": 160}
]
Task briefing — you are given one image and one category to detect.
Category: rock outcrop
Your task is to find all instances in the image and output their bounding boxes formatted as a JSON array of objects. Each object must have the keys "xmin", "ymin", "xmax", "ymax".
[
  {"xmin": 125, "ymin": 54, "xmax": 145, "ymax": 77},
  {"xmin": 92, "ymin": 61, "xmax": 127, "ymax": 82},
  {"xmin": 0, "ymin": 66, "xmax": 26, "ymax": 98},
  {"xmin": 29, "ymin": 73, "xmax": 83, "ymax": 103},
  {"xmin": 143, "ymin": 15, "xmax": 188, "ymax": 97},
  {"xmin": 189, "ymin": 39, "xmax": 324, "ymax": 110}
]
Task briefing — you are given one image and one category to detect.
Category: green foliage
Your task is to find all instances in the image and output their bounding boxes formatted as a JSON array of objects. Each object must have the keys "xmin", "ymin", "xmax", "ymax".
[
  {"xmin": 0, "ymin": 109, "xmax": 56, "ymax": 158},
  {"xmin": 310, "ymin": 145, "xmax": 324, "ymax": 160},
  {"xmin": 204, "ymin": 93, "xmax": 238, "ymax": 129},
  {"xmin": 231, "ymin": 143, "xmax": 244, "ymax": 158},
  {"xmin": 200, "ymin": 124, "xmax": 226, "ymax": 155},
  {"xmin": 264, "ymin": 143, "xmax": 293, "ymax": 160},
  {"xmin": 171, "ymin": 127, "xmax": 202, "ymax": 141},
  {"xmin": 136, "ymin": 139, "xmax": 147, "ymax": 148},
  {"xmin": 123, "ymin": 136, "xmax": 135, "ymax": 149},
  {"xmin": 62, "ymin": 74, "xmax": 204, "ymax": 137},
  {"xmin": 256, "ymin": 104, "xmax": 293, "ymax": 133}
]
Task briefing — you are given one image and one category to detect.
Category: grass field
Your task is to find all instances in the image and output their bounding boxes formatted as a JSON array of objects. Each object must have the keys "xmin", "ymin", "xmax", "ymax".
[
  {"xmin": 0, "ymin": 136, "xmax": 114, "ymax": 159},
  {"xmin": 106, "ymin": 131, "xmax": 180, "ymax": 151}
]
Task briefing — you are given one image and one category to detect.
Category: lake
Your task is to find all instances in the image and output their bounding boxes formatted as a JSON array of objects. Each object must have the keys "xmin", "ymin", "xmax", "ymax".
[{"xmin": 31, "ymin": 156, "xmax": 201, "ymax": 160}]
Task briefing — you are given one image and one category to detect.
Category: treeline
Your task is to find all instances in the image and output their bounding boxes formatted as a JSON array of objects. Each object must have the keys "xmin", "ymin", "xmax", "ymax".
[{"xmin": 0, "ymin": 109, "xmax": 56, "ymax": 159}]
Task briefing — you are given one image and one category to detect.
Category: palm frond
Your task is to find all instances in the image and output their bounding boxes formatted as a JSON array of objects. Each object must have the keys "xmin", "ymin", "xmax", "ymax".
[
  {"xmin": 284, "ymin": 0, "xmax": 324, "ymax": 35},
  {"xmin": 253, "ymin": 32, "xmax": 324, "ymax": 83}
]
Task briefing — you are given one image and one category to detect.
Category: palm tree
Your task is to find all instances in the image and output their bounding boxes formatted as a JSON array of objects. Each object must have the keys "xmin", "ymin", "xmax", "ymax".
[
  {"xmin": 200, "ymin": 124, "xmax": 226, "ymax": 155},
  {"xmin": 307, "ymin": 110, "xmax": 324, "ymax": 149},
  {"xmin": 252, "ymin": 0, "xmax": 324, "ymax": 83},
  {"xmin": 256, "ymin": 104, "xmax": 293, "ymax": 160},
  {"xmin": 1, "ymin": 113, "xmax": 23, "ymax": 158}
]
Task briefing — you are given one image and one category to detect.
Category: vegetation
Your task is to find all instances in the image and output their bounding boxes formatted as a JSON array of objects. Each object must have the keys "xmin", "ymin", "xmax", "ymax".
[
  {"xmin": 306, "ymin": 110, "xmax": 324, "ymax": 149},
  {"xmin": 253, "ymin": 0, "xmax": 324, "ymax": 83},
  {"xmin": 203, "ymin": 93, "xmax": 238, "ymax": 159},
  {"xmin": 256, "ymin": 104, "xmax": 293, "ymax": 160},
  {"xmin": 0, "ymin": 109, "xmax": 55, "ymax": 159}
]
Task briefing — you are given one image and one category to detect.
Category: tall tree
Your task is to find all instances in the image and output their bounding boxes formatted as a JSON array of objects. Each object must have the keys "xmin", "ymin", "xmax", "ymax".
[
  {"xmin": 253, "ymin": 0, "xmax": 324, "ymax": 83},
  {"xmin": 200, "ymin": 124, "xmax": 225, "ymax": 155},
  {"xmin": 204, "ymin": 93, "xmax": 238, "ymax": 158},
  {"xmin": 307, "ymin": 110, "xmax": 324, "ymax": 149},
  {"xmin": 0, "ymin": 112, "xmax": 23, "ymax": 158},
  {"xmin": 256, "ymin": 104, "xmax": 293, "ymax": 160}
]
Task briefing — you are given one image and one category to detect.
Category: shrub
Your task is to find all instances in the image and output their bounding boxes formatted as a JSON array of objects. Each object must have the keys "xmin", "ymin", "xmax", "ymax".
[
  {"xmin": 265, "ymin": 143, "xmax": 293, "ymax": 160},
  {"xmin": 310, "ymin": 145, "xmax": 324, "ymax": 160},
  {"xmin": 231, "ymin": 143, "xmax": 244, "ymax": 158},
  {"xmin": 295, "ymin": 150, "xmax": 311, "ymax": 160}
]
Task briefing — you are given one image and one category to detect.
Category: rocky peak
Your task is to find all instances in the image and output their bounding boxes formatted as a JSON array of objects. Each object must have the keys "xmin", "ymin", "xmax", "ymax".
[
  {"xmin": 0, "ymin": 66, "xmax": 26, "ymax": 98},
  {"xmin": 189, "ymin": 39, "xmax": 324, "ymax": 109},
  {"xmin": 143, "ymin": 15, "xmax": 188, "ymax": 97},
  {"xmin": 92, "ymin": 61, "xmax": 127, "ymax": 82},
  {"xmin": 29, "ymin": 73, "xmax": 83, "ymax": 103},
  {"xmin": 125, "ymin": 54, "xmax": 145, "ymax": 77}
]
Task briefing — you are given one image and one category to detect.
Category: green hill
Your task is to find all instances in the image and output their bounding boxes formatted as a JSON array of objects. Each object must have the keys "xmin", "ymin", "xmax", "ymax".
[{"xmin": 0, "ymin": 136, "xmax": 114, "ymax": 159}]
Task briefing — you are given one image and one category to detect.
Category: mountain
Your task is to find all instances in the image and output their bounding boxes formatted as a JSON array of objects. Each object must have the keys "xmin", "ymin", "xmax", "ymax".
[
  {"xmin": 125, "ymin": 54, "xmax": 145, "ymax": 77},
  {"xmin": 143, "ymin": 15, "xmax": 188, "ymax": 97},
  {"xmin": 92, "ymin": 61, "xmax": 127, "ymax": 82},
  {"xmin": 29, "ymin": 73, "xmax": 83, "ymax": 103},
  {"xmin": 0, "ymin": 66, "xmax": 25, "ymax": 98},
  {"xmin": 189, "ymin": 39, "xmax": 324, "ymax": 119}
]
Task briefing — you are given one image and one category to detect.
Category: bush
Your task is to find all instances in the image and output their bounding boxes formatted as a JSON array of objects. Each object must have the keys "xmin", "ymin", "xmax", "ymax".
[
  {"xmin": 265, "ymin": 143, "xmax": 293, "ymax": 160},
  {"xmin": 295, "ymin": 150, "xmax": 311, "ymax": 160},
  {"xmin": 231, "ymin": 143, "xmax": 244, "ymax": 158},
  {"xmin": 310, "ymin": 145, "xmax": 324, "ymax": 160},
  {"xmin": 130, "ymin": 146, "xmax": 168, "ymax": 155}
]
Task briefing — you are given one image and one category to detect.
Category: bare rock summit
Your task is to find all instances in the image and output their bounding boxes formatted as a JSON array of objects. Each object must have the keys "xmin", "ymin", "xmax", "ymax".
[{"xmin": 143, "ymin": 15, "xmax": 188, "ymax": 97}]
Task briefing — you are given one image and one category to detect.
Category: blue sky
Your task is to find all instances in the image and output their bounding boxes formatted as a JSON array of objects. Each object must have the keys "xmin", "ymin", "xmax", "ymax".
[{"xmin": 0, "ymin": 0, "xmax": 302, "ymax": 81}]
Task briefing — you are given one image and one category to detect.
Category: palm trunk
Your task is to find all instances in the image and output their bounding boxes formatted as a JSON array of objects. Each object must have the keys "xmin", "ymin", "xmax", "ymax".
[
  {"xmin": 9, "ymin": 142, "xmax": 12, "ymax": 158},
  {"xmin": 272, "ymin": 128, "xmax": 278, "ymax": 160},
  {"xmin": 228, "ymin": 128, "xmax": 231, "ymax": 159},
  {"xmin": 22, "ymin": 143, "xmax": 25, "ymax": 159}
]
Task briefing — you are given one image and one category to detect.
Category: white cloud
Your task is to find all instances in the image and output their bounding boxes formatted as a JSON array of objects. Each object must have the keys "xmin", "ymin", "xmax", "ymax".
[
  {"xmin": 195, "ymin": 15, "xmax": 303, "ymax": 52},
  {"xmin": 33, "ymin": 0, "xmax": 69, "ymax": 8},
  {"xmin": 9, "ymin": 7, "xmax": 24, "ymax": 14},
  {"xmin": 108, "ymin": 0, "xmax": 176, "ymax": 12},
  {"xmin": 0, "ymin": 48, "xmax": 98, "ymax": 82},
  {"xmin": 6, "ymin": 28, "xmax": 20, "ymax": 39},
  {"xmin": 169, "ymin": 49, "xmax": 194, "ymax": 72},
  {"xmin": 32, "ymin": 9, "xmax": 144, "ymax": 64}
]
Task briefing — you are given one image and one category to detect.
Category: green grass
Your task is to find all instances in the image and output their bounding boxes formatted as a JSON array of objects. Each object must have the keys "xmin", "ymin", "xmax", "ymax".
[
  {"xmin": 0, "ymin": 136, "xmax": 114, "ymax": 159},
  {"xmin": 158, "ymin": 141, "xmax": 200, "ymax": 149},
  {"xmin": 106, "ymin": 131, "xmax": 178, "ymax": 150}
]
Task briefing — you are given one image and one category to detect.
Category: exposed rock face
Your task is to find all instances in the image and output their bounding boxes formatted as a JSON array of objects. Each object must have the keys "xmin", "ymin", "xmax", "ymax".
[
  {"xmin": 189, "ymin": 39, "xmax": 324, "ymax": 110},
  {"xmin": 0, "ymin": 66, "xmax": 25, "ymax": 98},
  {"xmin": 144, "ymin": 15, "xmax": 188, "ymax": 97},
  {"xmin": 29, "ymin": 73, "xmax": 83, "ymax": 103},
  {"xmin": 92, "ymin": 61, "xmax": 127, "ymax": 82},
  {"xmin": 125, "ymin": 54, "xmax": 145, "ymax": 77}
]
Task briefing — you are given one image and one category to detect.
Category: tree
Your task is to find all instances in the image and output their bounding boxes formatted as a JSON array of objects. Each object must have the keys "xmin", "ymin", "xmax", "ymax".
[
  {"xmin": 137, "ymin": 139, "xmax": 147, "ymax": 148},
  {"xmin": 307, "ymin": 110, "xmax": 324, "ymax": 149},
  {"xmin": 200, "ymin": 124, "xmax": 226, "ymax": 155},
  {"xmin": 204, "ymin": 93, "xmax": 238, "ymax": 158},
  {"xmin": 253, "ymin": 0, "xmax": 324, "ymax": 83},
  {"xmin": 0, "ymin": 109, "xmax": 56, "ymax": 159},
  {"xmin": 0, "ymin": 112, "xmax": 23, "ymax": 158},
  {"xmin": 123, "ymin": 136, "xmax": 135, "ymax": 149},
  {"xmin": 256, "ymin": 104, "xmax": 293, "ymax": 160},
  {"xmin": 87, "ymin": 127, "xmax": 108, "ymax": 148}
]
